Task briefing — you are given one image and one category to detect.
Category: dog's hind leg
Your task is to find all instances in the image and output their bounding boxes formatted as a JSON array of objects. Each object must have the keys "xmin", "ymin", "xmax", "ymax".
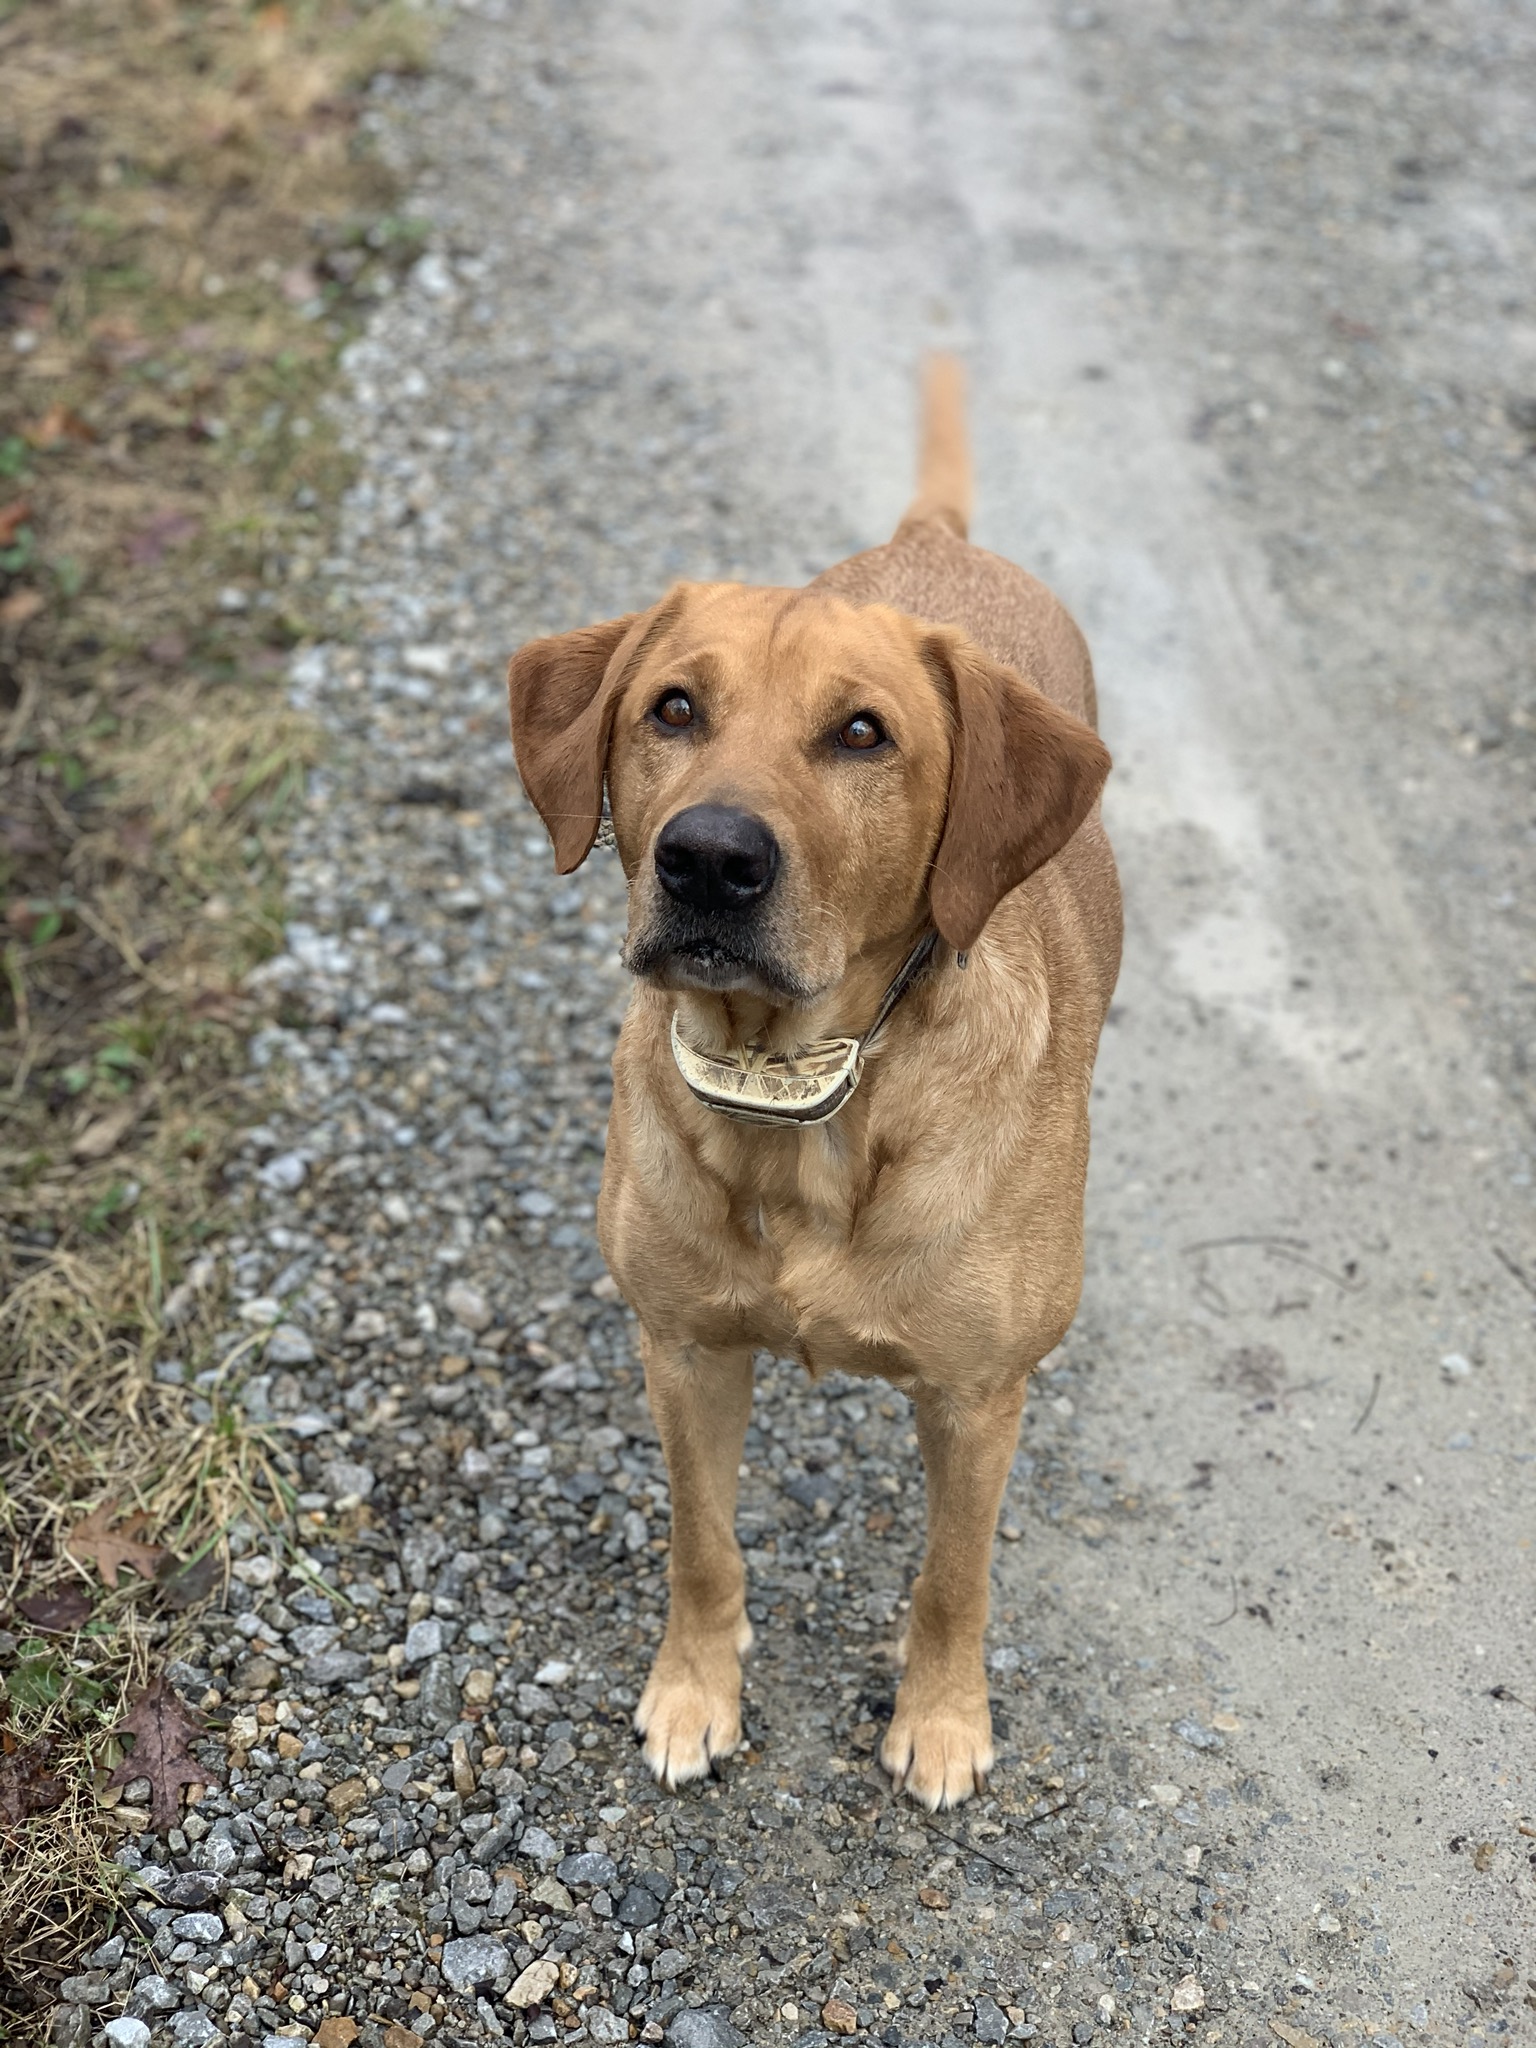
[
  {"xmin": 633, "ymin": 1331, "xmax": 755, "ymax": 1789},
  {"xmin": 879, "ymin": 1380, "xmax": 1025, "ymax": 1810}
]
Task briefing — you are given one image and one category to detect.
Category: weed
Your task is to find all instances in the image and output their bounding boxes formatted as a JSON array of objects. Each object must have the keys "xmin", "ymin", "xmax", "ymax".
[{"xmin": 0, "ymin": 0, "xmax": 434, "ymax": 2028}]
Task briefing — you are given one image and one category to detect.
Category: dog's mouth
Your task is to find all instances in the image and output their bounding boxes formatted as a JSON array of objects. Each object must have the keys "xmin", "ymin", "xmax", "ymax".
[{"xmin": 624, "ymin": 915, "xmax": 815, "ymax": 1001}]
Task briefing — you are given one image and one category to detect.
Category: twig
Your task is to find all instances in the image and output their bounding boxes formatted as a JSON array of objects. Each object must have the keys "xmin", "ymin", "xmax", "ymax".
[
  {"xmin": 1, "ymin": 660, "xmax": 41, "ymax": 758},
  {"xmin": 1351, "ymin": 1371, "xmax": 1382, "ymax": 1435},
  {"xmin": 1182, "ymin": 1234, "xmax": 1365, "ymax": 1294},
  {"xmin": 1492, "ymin": 1246, "xmax": 1536, "ymax": 1300},
  {"xmin": 1206, "ymin": 1573, "xmax": 1241, "ymax": 1626}
]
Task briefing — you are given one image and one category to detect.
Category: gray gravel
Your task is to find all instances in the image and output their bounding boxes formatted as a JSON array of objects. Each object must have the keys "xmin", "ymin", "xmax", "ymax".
[{"xmin": 87, "ymin": 3, "xmax": 1534, "ymax": 2046}]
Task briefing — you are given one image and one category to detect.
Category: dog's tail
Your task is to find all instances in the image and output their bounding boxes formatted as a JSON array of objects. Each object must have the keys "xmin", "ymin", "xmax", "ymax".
[{"xmin": 899, "ymin": 352, "xmax": 971, "ymax": 540}]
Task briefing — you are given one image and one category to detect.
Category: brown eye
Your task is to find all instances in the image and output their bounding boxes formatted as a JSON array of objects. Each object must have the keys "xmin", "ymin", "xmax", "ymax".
[
  {"xmin": 838, "ymin": 712, "xmax": 886, "ymax": 751},
  {"xmin": 654, "ymin": 691, "xmax": 694, "ymax": 729}
]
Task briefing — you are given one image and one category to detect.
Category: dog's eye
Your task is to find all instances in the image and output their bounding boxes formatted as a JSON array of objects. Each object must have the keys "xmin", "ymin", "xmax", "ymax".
[
  {"xmin": 653, "ymin": 691, "xmax": 694, "ymax": 729},
  {"xmin": 837, "ymin": 712, "xmax": 886, "ymax": 751}
]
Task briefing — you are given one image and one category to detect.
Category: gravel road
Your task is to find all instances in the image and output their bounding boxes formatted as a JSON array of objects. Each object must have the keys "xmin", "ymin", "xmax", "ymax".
[{"xmin": 94, "ymin": 5, "xmax": 1534, "ymax": 2048}]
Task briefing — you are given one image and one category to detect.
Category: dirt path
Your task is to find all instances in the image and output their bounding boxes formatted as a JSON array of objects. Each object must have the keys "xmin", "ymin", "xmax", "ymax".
[{"xmin": 108, "ymin": 5, "xmax": 1533, "ymax": 2046}]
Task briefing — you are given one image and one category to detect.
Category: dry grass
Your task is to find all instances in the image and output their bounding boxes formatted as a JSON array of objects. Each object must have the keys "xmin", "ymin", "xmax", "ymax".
[{"xmin": 0, "ymin": 0, "xmax": 433, "ymax": 2029}]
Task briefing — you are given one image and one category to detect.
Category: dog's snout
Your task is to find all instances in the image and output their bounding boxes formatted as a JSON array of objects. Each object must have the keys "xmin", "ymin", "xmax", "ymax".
[{"xmin": 655, "ymin": 803, "xmax": 779, "ymax": 913}]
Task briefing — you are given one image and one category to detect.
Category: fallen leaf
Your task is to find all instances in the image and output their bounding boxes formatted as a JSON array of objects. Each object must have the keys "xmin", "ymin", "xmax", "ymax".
[
  {"xmin": 72, "ymin": 1098, "xmax": 141, "ymax": 1161},
  {"xmin": 313, "ymin": 2019, "xmax": 358, "ymax": 2048},
  {"xmin": 156, "ymin": 1551, "xmax": 222, "ymax": 1611},
  {"xmin": 25, "ymin": 404, "xmax": 94, "ymax": 448},
  {"xmin": 822, "ymin": 1998, "xmax": 858, "ymax": 2037},
  {"xmin": 917, "ymin": 1886, "xmax": 949, "ymax": 1911},
  {"xmin": 187, "ymin": 986, "xmax": 248, "ymax": 1023},
  {"xmin": 0, "ymin": 1739, "xmax": 67, "ymax": 1832},
  {"xmin": 0, "ymin": 499, "xmax": 32, "ymax": 547},
  {"xmin": 89, "ymin": 318, "xmax": 152, "ymax": 368},
  {"xmin": 17, "ymin": 1584, "xmax": 91, "ymax": 1632},
  {"xmin": 124, "ymin": 508, "xmax": 202, "ymax": 567},
  {"xmin": 108, "ymin": 1675, "xmax": 214, "ymax": 1832},
  {"xmin": 0, "ymin": 589, "xmax": 45, "ymax": 628},
  {"xmin": 67, "ymin": 1503, "xmax": 168, "ymax": 1588}
]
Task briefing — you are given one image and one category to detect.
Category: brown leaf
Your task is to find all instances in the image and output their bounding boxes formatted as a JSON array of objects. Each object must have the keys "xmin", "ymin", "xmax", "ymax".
[
  {"xmin": 0, "ymin": 1739, "xmax": 67, "ymax": 1832},
  {"xmin": 17, "ymin": 1584, "xmax": 91, "ymax": 1632},
  {"xmin": 313, "ymin": 2020, "xmax": 358, "ymax": 2048},
  {"xmin": 156, "ymin": 1550, "xmax": 221, "ymax": 1612},
  {"xmin": 72, "ymin": 1098, "xmax": 141, "ymax": 1162},
  {"xmin": 24, "ymin": 404, "xmax": 95, "ymax": 448},
  {"xmin": 187, "ymin": 985, "xmax": 249, "ymax": 1023},
  {"xmin": 0, "ymin": 499, "xmax": 32, "ymax": 547},
  {"xmin": 124, "ymin": 508, "xmax": 202, "ymax": 567},
  {"xmin": 67, "ymin": 1503, "xmax": 168, "ymax": 1588},
  {"xmin": 0, "ymin": 589, "xmax": 45, "ymax": 628},
  {"xmin": 108, "ymin": 1675, "xmax": 214, "ymax": 1833}
]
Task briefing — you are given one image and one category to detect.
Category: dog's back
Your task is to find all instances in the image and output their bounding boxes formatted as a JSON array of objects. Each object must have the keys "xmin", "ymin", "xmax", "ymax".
[
  {"xmin": 812, "ymin": 355, "xmax": 1117, "ymax": 1002},
  {"xmin": 811, "ymin": 356, "xmax": 1100, "ymax": 732}
]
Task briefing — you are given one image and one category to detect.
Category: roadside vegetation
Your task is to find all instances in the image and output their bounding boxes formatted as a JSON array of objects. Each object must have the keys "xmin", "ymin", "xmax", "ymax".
[{"xmin": 0, "ymin": 1, "xmax": 432, "ymax": 2030}]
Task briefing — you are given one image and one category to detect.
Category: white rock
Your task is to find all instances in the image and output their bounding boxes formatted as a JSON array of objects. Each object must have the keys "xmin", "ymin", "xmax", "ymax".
[
  {"xmin": 1440, "ymin": 1351, "xmax": 1473, "ymax": 1380},
  {"xmin": 404, "ymin": 1617, "xmax": 444, "ymax": 1663},
  {"xmin": 1169, "ymin": 1975, "xmax": 1205, "ymax": 2013},
  {"xmin": 460, "ymin": 1446, "xmax": 494, "ymax": 1486},
  {"xmin": 103, "ymin": 2021, "xmax": 151, "ymax": 2048},
  {"xmin": 404, "ymin": 642, "xmax": 453, "ymax": 676},
  {"xmin": 506, "ymin": 1957, "xmax": 558, "ymax": 2009},
  {"xmin": 321, "ymin": 1459, "xmax": 376, "ymax": 1504},
  {"xmin": 534, "ymin": 1659, "xmax": 572, "ymax": 1686},
  {"xmin": 265, "ymin": 1324, "xmax": 316, "ymax": 1365},
  {"xmin": 445, "ymin": 1280, "xmax": 492, "ymax": 1332},
  {"xmin": 440, "ymin": 1935, "xmax": 512, "ymax": 1995},
  {"xmin": 344, "ymin": 1309, "xmax": 389, "ymax": 1344},
  {"xmin": 231, "ymin": 1555, "xmax": 278, "ymax": 1588},
  {"xmin": 257, "ymin": 1151, "xmax": 307, "ymax": 1193}
]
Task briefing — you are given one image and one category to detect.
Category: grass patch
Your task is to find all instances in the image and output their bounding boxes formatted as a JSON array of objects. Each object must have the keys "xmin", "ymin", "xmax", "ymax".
[{"xmin": 0, "ymin": 0, "xmax": 433, "ymax": 2028}]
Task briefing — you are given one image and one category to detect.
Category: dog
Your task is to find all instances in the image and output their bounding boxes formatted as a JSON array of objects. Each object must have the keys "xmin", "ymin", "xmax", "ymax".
[{"xmin": 507, "ymin": 358, "xmax": 1120, "ymax": 1810}]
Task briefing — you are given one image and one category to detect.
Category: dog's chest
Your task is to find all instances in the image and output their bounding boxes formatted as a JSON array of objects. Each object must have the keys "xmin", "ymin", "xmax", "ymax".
[{"xmin": 722, "ymin": 1145, "xmax": 926, "ymax": 1379}]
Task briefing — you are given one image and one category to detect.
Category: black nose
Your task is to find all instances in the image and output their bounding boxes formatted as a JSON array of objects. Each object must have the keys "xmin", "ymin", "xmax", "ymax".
[{"xmin": 654, "ymin": 803, "xmax": 779, "ymax": 913}]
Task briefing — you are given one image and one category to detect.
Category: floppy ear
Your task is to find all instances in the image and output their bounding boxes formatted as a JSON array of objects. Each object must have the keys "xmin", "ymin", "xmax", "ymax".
[
  {"xmin": 925, "ymin": 627, "xmax": 1111, "ymax": 951},
  {"xmin": 507, "ymin": 613, "xmax": 644, "ymax": 872}
]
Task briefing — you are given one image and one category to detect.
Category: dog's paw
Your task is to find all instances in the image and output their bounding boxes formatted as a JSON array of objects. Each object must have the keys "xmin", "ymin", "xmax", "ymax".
[
  {"xmin": 634, "ymin": 1632, "xmax": 747, "ymax": 1789},
  {"xmin": 879, "ymin": 1689, "xmax": 994, "ymax": 1811}
]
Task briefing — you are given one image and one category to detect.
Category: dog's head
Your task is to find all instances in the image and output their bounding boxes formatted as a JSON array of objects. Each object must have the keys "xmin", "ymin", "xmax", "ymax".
[{"xmin": 507, "ymin": 581, "xmax": 1108, "ymax": 1004}]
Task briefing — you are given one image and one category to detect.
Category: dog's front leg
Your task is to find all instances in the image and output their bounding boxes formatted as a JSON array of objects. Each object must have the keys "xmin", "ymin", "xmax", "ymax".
[
  {"xmin": 634, "ymin": 1330, "xmax": 755, "ymax": 1788},
  {"xmin": 881, "ymin": 1380, "xmax": 1025, "ymax": 1810}
]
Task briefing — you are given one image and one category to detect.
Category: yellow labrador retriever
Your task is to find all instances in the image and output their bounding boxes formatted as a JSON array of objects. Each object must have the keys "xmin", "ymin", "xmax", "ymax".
[{"xmin": 507, "ymin": 360, "xmax": 1120, "ymax": 1809}]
